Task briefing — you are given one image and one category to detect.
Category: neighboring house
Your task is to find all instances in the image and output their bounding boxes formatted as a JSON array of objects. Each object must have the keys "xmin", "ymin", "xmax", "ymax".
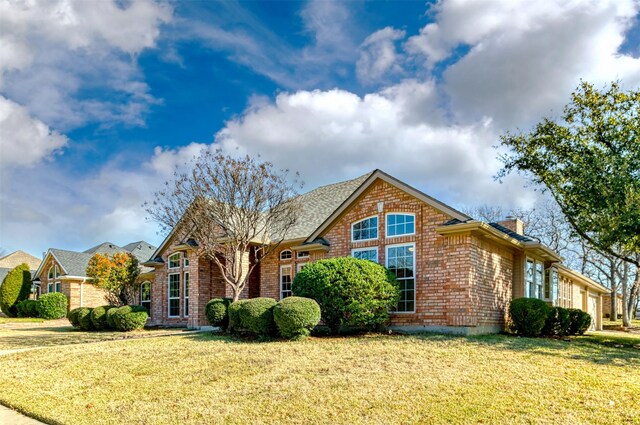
[
  {"xmin": 32, "ymin": 241, "xmax": 156, "ymax": 311},
  {"xmin": 143, "ymin": 170, "xmax": 608, "ymax": 333},
  {"xmin": 601, "ymin": 293, "xmax": 624, "ymax": 319},
  {"xmin": 0, "ymin": 250, "xmax": 42, "ymax": 290}
]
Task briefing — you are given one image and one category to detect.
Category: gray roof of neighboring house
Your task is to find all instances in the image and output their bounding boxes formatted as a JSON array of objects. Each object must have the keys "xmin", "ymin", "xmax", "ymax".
[
  {"xmin": 284, "ymin": 172, "xmax": 374, "ymax": 240},
  {"xmin": 35, "ymin": 241, "xmax": 157, "ymax": 280}
]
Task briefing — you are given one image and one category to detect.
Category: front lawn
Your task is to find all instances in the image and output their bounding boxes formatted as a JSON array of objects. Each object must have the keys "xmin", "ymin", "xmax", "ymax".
[
  {"xmin": 0, "ymin": 332, "xmax": 638, "ymax": 424},
  {"xmin": 0, "ymin": 317, "xmax": 44, "ymax": 324}
]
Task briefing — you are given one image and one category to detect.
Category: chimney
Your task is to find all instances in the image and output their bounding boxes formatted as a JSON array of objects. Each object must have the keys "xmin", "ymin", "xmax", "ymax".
[{"xmin": 497, "ymin": 216, "xmax": 525, "ymax": 235}]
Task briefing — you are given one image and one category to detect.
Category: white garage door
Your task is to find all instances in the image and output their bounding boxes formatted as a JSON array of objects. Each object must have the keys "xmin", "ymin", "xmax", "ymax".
[{"xmin": 588, "ymin": 295, "xmax": 598, "ymax": 331}]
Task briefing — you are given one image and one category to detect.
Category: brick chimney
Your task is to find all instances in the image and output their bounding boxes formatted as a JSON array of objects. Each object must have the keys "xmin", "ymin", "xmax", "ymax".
[{"xmin": 497, "ymin": 216, "xmax": 525, "ymax": 235}]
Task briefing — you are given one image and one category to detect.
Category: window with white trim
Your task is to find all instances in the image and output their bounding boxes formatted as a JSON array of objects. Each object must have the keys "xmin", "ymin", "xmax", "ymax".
[
  {"xmin": 280, "ymin": 265, "xmax": 292, "ymax": 299},
  {"xmin": 525, "ymin": 258, "xmax": 544, "ymax": 300},
  {"xmin": 48, "ymin": 265, "xmax": 61, "ymax": 293},
  {"xmin": 386, "ymin": 244, "xmax": 415, "ymax": 312},
  {"xmin": 386, "ymin": 213, "xmax": 415, "ymax": 237},
  {"xmin": 352, "ymin": 216, "xmax": 378, "ymax": 241},
  {"xmin": 140, "ymin": 281, "xmax": 151, "ymax": 313},
  {"xmin": 183, "ymin": 255, "xmax": 190, "ymax": 268},
  {"xmin": 168, "ymin": 273, "xmax": 180, "ymax": 317},
  {"xmin": 545, "ymin": 267, "xmax": 559, "ymax": 303},
  {"xmin": 280, "ymin": 250, "xmax": 292, "ymax": 260},
  {"xmin": 352, "ymin": 248, "xmax": 378, "ymax": 263},
  {"xmin": 296, "ymin": 251, "xmax": 310, "ymax": 259},
  {"xmin": 168, "ymin": 253, "xmax": 180, "ymax": 269},
  {"xmin": 184, "ymin": 272, "xmax": 189, "ymax": 317},
  {"xmin": 296, "ymin": 263, "xmax": 307, "ymax": 273}
]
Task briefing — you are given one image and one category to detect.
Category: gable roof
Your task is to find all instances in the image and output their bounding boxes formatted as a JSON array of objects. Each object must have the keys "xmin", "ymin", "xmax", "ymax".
[
  {"xmin": 33, "ymin": 241, "xmax": 157, "ymax": 280},
  {"xmin": 0, "ymin": 250, "xmax": 42, "ymax": 270},
  {"xmin": 305, "ymin": 169, "xmax": 471, "ymax": 242}
]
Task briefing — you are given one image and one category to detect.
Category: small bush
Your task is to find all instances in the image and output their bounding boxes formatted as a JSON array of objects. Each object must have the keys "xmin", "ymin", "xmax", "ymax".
[
  {"xmin": 67, "ymin": 308, "xmax": 83, "ymax": 327},
  {"xmin": 112, "ymin": 305, "xmax": 148, "ymax": 332},
  {"xmin": 273, "ymin": 297, "xmax": 321, "ymax": 339},
  {"xmin": 77, "ymin": 307, "xmax": 94, "ymax": 330},
  {"xmin": 90, "ymin": 305, "xmax": 115, "ymax": 330},
  {"xmin": 205, "ymin": 298, "xmax": 232, "ymax": 329},
  {"xmin": 227, "ymin": 300, "xmax": 248, "ymax": 333},
  {"xmin": 0, "ymin": 263, "xmax": 32, "ymax": 317},
  {"xmin": 233, "ymin": 298, "xmax": 277, "ymax": 336},
  {"xmin": 509, "ymin": 298, "xmax": 550, "ymax": 337},
  {"xmin": 36, "ymin": 292, "xmax": 68, "ymax": 320},
  {"xmin": 16, "ymin": 299, "xmax": 38, "ymax": 318},
  {"xmin": 542, "ymin": 306, "xmax": 571, "ymax": 336},
  {"xmin": 568, "ymin": 309, "xmax": 591, "ymax": 335},
  {"xmin": 106, "ymin": 307, "xmax": 119, "ymax": 329},
  {"xmin": 292, "ymin": 257, "xmax": 400, "ymax": 334}
]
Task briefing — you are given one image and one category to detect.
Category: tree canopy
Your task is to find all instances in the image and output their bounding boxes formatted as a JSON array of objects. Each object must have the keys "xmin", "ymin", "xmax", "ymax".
[
  {"xmin": 86, "ymin": 252, "xmax": 140, "ymax": 305},
  {"xmin": 498, "ymin": 81, "xmax": 640, "ymax": 266}
]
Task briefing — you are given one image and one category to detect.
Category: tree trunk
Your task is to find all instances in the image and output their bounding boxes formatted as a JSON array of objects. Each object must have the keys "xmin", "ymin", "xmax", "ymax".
[
  {"xmin": 609, "ymin": 289, "xmax": 618, "ymax": 321},
  {"xmin": 621, "ymin": 262, "xmax": 630, "ymax": 327}
]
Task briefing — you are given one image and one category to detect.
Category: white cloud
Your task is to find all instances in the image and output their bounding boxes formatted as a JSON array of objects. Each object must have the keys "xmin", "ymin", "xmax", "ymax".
[
  {"xmin": 357, "ymin": 27, "xmax": 406, "ymax": 84},
  {"xmin": 0, "ymin": 96, "xmax": 68, "ymax": 166}
]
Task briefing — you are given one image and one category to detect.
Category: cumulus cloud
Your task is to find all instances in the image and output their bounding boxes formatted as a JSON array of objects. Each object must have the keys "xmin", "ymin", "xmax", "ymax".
[
  {"xmin": 0, "ymin": 96, "xmax": 68, "ymax": 166},
  {"xmin": 357, "ymin": 27, "xmax": 406, "ymax": 84}
]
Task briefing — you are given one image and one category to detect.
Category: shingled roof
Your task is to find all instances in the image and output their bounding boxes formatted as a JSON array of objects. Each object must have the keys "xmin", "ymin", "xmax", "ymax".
[{"xmin": 283, "ymin": 171, "xmax": 374, "ymax": 240}]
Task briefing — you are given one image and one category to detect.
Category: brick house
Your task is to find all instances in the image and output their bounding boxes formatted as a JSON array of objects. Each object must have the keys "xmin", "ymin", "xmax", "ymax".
[
  {"xmin": 143, "ymin": 170, "xmax": 607, "ymax": 334},
  {"xmin": 32, "ymin": 241, "xmax": 156, "ymax": 311}
]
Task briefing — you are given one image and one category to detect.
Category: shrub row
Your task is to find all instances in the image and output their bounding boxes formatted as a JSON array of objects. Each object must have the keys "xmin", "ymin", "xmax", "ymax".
[
  {"xmin": 205, "ymin": 296, "xmax": 321, "ymax": 340},
  {"xmin": 509, "ymin": 298, "xmax": 591, "ymax": 337},
  {"xmin": 67, "ymin": 305, "xmax": 148, "ymax": 332},
  {"xmin": 16, "ymin": 299, "xmax": 38, "ymax": 318},
  {"xmin": 15, "ymin": 293, "xmax": 68, "ymax": 320}
]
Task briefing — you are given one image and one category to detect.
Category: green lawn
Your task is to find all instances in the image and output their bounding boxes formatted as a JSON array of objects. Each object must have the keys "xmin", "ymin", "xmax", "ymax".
[
  {"xmin": 0, "ymin": 316, "xmax": 44, "ymax": 324},
  {"xmin": 0, "ymin": 330, "xmax": 638, "ymax": 425}
]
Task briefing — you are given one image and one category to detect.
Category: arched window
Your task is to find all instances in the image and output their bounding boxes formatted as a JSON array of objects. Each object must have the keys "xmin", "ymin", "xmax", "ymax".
[
  {"xmin": 140, "ymin": 281, "xmax": 151, "ymax": 313},
  {"xmin": 352, "ymin": 216, "xmax": 378, "ymax": 241},
  {"xmin": 168, "ymin": 253, "xmax": 180, "ymax": 269},
  {"xmin": 280, "ymin": 250, "xmax": 292, "ymax": 260}
]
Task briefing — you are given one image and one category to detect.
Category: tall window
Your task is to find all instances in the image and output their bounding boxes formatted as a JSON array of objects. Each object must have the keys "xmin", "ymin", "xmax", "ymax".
[
  {"xmin": 386, "ymin": 244, "xmax": 415, "ymax": 312},
  {"xmin": 280, "ymin": 250, "xmax": 292, "ymax": 260},
  {"xmin": 280, "ymin": 265, "xmax": 292, "ymax": 299},
  {"xmin": 545, "ymin": 268, "xmax": 559, "ymax": 302},
  {"xmin": 140, "ymin": 282, "xmax": 151, "ymax": 313},
  {"xmin": 168, "ymin": 274, "xmax": 180, "ymax": 317},
  {"xmin": 525, "ymin": 258, "xmax": 544, "ymax": 299},
  {"xmin": 352, "ymin": 216, "xmax": 378, "ymax": 241},
  {"xmin": 48, "ymin": 265, "xmax": 60, "ymax": 293},
  {"xmin": 184, "ymin": 272, "xmax": 189, "ymax": 317},
  {"xmin": 168, "ymin": 253, "xmax": 180, "ymax": 269},
  {"xmin": 352, "ymin": 248, "xmax": 378, "ymax": 263},
  {"xmin": 386, "ymin": 214, "xmax": 415, "ymax": 237}
]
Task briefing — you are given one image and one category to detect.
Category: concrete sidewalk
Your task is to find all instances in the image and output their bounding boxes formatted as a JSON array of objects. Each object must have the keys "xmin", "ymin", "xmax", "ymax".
[{"xmin": 0, "ymin": 404, "xmax": 46, "ymax": 424}]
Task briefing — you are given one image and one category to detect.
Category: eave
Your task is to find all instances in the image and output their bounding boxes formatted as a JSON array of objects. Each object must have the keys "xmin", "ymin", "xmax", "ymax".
[
  {"xmin": 557, "ymin": 264, "xmax": 609, "ymax": 294},
  {"xmin": 436, "ymin": 221, "xmax": 525, "ymax": 249},
  {"xmin": 523, "ymin": 242, "xmax": 563, "ymax": 262},
  {"xmin": 290, "ymin": 243, "xmax": 330, "ymax": 253}
]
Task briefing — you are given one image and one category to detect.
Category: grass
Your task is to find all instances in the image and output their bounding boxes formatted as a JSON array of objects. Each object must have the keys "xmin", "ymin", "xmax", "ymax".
[
  {"xmin": 601, "ymin": 318, "xmax": 640, "ymax": 331},
  {"xmin": 578, "ymin": 331, "xmax": 640, "ymax": 349},
  {"xmin": 0, "ymin": 332, "xmax": 638, "ymax": 424},
  {"xmin": 0, "ymin": 317, "xmax": 44, "ymax": 324}
]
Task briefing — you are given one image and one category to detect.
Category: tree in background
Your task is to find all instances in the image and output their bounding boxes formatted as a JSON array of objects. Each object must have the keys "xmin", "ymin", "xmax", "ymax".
[
  {"xmin": 146, "ymin": 150, "xmax": 302, "ymax": 302},
  {"xmin": 86, "ymin": 252, "xmax": 140, "ymax": 305},
  {"xmin": 0, "ymin": 263, "xmax": 32, "ymax": 317}
]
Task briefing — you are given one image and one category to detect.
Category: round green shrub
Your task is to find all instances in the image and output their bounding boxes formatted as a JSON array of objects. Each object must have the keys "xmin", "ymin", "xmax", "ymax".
[
  {"xmin": 77, "ymin": 307, "xmax": 94, "ymax": 331},
  {"xmin": 36, "ymin": 292, "xmax": 68, "ymax": 320},
  {"xmin": 234, "ymin": 298, "xmax": 277, "ymax": 336},
  {"xmin": 112, "ymin": 305, "xmax": 148, "ymax": 332},
  {"xmin": 227, "ymin": 299, "xmax": 248, "ymax": 333},
  {"xmin": 106, "ymin": 307, "xmax": 119, "ymax": 329},
  {"xmin": 90, "ymin": 305, "xmax": 115, "ymax": 330},
  {"xmin": 16, "ymin": 299, "xmax": 38, "ymax": 318},
  {"xmin": 509, "ymin": 298, "xmax": 551, "ymax": 337},
  {"xmin": 292, "ymin": 257, "xmax": 400, "ymax": 334},
  {"xmin": 273, "ymin": 296, "xmax": 321, "ymax": 339},
  {"xmin": 568, "ymin": 309, "xmax": 591, "ymax": 335},
  {"xmin": 0, "ymin": 263, "xmax": 32, "ymax": 317},
  {"xmin": 542, "ymin": 306, "xmax": 571, "ymax": 336},
  {"xmin": 67, "ymin": 307, "xmax": 83, "ymax": 327},
  {"xmin": 205, "ymin": 298, "xmax": 232, "ymax": 328}
]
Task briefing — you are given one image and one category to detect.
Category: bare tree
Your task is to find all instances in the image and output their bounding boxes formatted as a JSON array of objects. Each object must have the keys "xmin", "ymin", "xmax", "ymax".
[{"xmin": 146, "ymin": 150, "xmax": 302, "ymax": 301}]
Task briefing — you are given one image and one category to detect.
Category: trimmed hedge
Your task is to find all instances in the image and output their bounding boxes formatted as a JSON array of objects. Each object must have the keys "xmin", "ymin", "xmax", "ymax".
[
  {"xmin": 273, "ymin": 296, "xmax": 321, "ymax": 339},
  {"xmin": 509, "ymin": 298, "xmax": 550, "ymax": 337},
  {"xmin": 235, "ymin": 298, "xmax": 277, "ymax": 336},
  {"xmin": 90, "ymin": 305, "xmax": 115, "ymax": 330},
  {"xmin": 36, "ymin": 292, "xmax": 68, "ymax": 320},
  {"xmin": 77, "ymin": 307, "xmax": 94, "ymax": 331},
  {"xmin": 112, "ymin": 305, "xmax": 148, "ymax": 331},
  {"xmin": 0, "ymin": 263, "xmax": 32, "ymax": 317},
  {"xmin": 106, "ymin": 307, "xmax": 119, "ymax": 329},
  {"xmin": 568, "ymin": 308, "xmax": 591, "ymax": 335},
  {"xmin": 292, "ymin": 257, "xmax": 400, "ymax": 333},
  {"xmin": 228, "ymin": 299, "xmax": 248, "ymax": 333},
  {"xmin": 67, "ymin": 308, "xmax": 83, "ymax": 328},
  {"xmin": 543, "ymin": 306, "xmax": 571, "ymax": 337},
  {"xmin": 16, "ymin": 299, "xmax": 38, "ymax": 318},
  {"xmin": 205, "ymin": 298, "xmax": 233, "ymax": 329}
]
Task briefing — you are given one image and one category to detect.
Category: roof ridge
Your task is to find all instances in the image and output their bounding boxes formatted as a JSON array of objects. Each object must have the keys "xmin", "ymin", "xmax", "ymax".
[{"xmin": 299, "ymin": 170, "xmax": 374, "ymax": 195}]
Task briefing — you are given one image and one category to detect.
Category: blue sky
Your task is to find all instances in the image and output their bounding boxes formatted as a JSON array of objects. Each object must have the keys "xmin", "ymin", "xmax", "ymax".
[{"xmin": 1, "ymin": 0, "xmax": 639, "ymax": 256}]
